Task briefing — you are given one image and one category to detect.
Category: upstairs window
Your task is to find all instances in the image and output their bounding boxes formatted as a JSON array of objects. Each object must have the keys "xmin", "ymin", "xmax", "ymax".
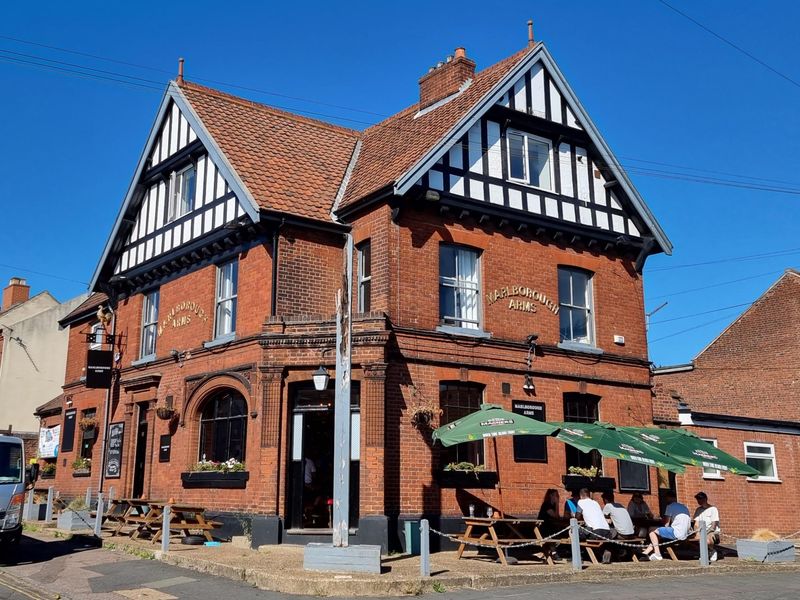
[
  {"xmin": 439, "ymin": 245, "xmax": 480, "ymax": 330},
  {"xmin": 168, "ymin": 164, "xmax": 196, "ymax": 222},
  {"xmin": 140, "ymin": 289, "xmax": 159, "ymax": 359},
  {"xmin": 558, "ymin": 267, "xmax": 595, "ymax": 345},
  {"xmin": 507, "ymin": 130, "xmax": 553, "ymax": 191},
  {"xmin": 357, "ymin": 240, "xmax": 371, "ymax": 313},
  {"xmin": 214, "ymin": 260, "xmax": 238, "ymax": 339}
]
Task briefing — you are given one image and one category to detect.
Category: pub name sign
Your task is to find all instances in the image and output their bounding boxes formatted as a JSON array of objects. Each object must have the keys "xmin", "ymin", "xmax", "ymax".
[
  {"xmin": 158, "ymin": 300, "xmax": 209, "ymax": 335},
  {"xmin": 486, "ymin": 285, "xmax": 559, "ymax": 315}
]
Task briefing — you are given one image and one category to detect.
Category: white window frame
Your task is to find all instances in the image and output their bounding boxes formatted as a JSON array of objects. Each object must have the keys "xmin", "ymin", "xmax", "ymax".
[
  {"xmin": 167, "ymin": 164, "xmax": 196, "ymax": 222},
  {"xmin": 558, "ymin": 267, "xmax": 595, "ymax": 346},
  {"xmin": 139, "ymin": 289, "xmax": 159, "ymax": 359},
  {"xmin": 701, "ymin": 438, "xmax": 724, "ymax": 480},
  {"xmin": 357, "ymin": 240, "xmax": 371, "ymax": 313},
  {"xmin": 505, "ymin": 129, "xmax": 554, "ymax": 192},
  {"xmin": 89, "ymin": 322, "xmax": 105, "ymax": 350},
  {"xmin": 214, "ymin": 260, "xmax": 238, "ymax": 340},
  {"xmin": 438, "ymin": 245, "xmax": 482, "ymax": 331},
  {"xmin": 744, "ymin": 442, "xmax": 780, "ymax": 482}
]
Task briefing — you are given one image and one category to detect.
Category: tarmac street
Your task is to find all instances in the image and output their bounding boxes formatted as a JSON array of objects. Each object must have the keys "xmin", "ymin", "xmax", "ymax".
[{"xmin": 1, "ymin": 533, "xmax": 800, "ymax": 600}]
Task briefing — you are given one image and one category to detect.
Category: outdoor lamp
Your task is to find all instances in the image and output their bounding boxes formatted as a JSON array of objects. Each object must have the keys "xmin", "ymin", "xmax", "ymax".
[
  {"xmin": 312, "ymin": 366, "xmax": 330, "ymax": 391},
  {"xmin": 522, "ymin": 374, "xmax": 536, "ymax": 393}
]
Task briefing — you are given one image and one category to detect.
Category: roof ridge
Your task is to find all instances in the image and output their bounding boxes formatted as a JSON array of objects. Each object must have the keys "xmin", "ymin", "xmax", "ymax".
[{"xmin": 178, "ymin": 80, "xmax": 362, "ymax": 138}]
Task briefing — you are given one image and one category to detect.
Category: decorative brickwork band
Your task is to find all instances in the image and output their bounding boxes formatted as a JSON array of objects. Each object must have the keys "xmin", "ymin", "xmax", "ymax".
[
  {"xmin": 363, "ymin": 362, "xmax": 387, "ymax": 448},
  {"xmin": 259, "ymin": 366, "xmax": 285, "ymax": 447}
]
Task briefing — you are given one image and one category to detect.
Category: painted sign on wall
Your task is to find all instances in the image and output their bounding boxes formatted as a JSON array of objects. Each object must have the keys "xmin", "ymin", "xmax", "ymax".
[
  {"xmin": 485, "ymin": 285, "xmax": 559, "ymax": 314},
  {"xmin": 38, "ymin": 425, "xmax": 61, "ymax": 458}
]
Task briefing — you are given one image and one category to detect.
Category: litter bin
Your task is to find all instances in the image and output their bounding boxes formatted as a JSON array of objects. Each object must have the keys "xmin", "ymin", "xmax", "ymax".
[{"xmin": 403, "ymin": 520, "xmax": 421, "ymax": 555}]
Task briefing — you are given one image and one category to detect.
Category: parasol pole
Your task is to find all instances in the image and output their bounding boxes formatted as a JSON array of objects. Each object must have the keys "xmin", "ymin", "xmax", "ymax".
[{"xmin": 492, "ymin": 437, "xmax": 505, "ymax": 517}]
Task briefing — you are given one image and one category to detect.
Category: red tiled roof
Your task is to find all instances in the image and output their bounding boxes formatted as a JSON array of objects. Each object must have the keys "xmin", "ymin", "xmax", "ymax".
[
  {"xmin": 340, "ymin": 47, "xmax": 532, "ymax": 208},
  {"xmin": 178, "ymin": 81, "xmax": 361, "ymax": 222},
  {"xmin": 59, "ymin": 292, "xmax": 107, "ymax": 326},
  {"xmin": 35, "ymin": 394, "xmax": 63, "ymax": 416}
]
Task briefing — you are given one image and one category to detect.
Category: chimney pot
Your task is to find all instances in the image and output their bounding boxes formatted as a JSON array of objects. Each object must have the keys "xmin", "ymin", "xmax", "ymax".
[
  {"xmin": 455, "ymin": 47, "xmax": 466, "ymax": 58},
  {"xmin": 2, "ymin": 277, "xmax": 30, "ymax": 311},
  {"xmin": 418, "ymin": 46, "xmax": 475, "ymax": 109}
]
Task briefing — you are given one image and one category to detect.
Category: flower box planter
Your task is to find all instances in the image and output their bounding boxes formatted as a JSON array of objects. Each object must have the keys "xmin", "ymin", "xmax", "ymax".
[
  {"xmin": 562, "ymin": 474, "xmax": 616, "ymax": 493},
  {"xmin": 72, "ymin": 469, "xmax": 91, "ymax": 478},
  {"xmin": 436, "ymin": 470, "xmax": 498, "ymax": 489},
  {"xmin": 181, "ymin": 471, "xmax": 249, "ymax": 489},
  {"xmin": 40, "ymin": 473, "xmax": 55, "ymax": 480},
  {"xmin": 57, "ymin": 509, "xmax": 93, "ymax": 531},
  {"xmin": 736, "ymin": 539, "xmax": 795, "ymax": 563}
]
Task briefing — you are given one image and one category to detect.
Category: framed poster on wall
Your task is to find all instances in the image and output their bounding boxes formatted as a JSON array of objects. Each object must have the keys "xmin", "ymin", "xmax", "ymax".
[{"xmin": 105, "ymin": 422, "xmax": 124, "ymax": 479}]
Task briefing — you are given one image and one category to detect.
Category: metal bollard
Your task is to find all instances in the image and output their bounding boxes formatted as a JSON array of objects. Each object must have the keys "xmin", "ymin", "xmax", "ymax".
[
  {"xmin": 161, "ymin": 504, "xmax": 171, "ymax": 555},
  {"xmin": 25, "ymin": 490, "xmax": 35, "ymax": 519},
  {"xmin": 699, "ymin": 521, "xmax": 709, "ymax": 567},
  {"xmin": 420, "ymin": 519, "xmax": 430, "ymax": 577},
  {"xmin": 94, "ymin": 493, "xmax": 104, "ymax": 537},
  {"xmin": 85, "ymin": 486, "xmax": 92, "ymax": 508},
  {"xmin": 45, "ymin": 487, "xmax": 54, "ymax": 522},
  {"xmin": 570, "ymin": 518, "xmax": 582, "ymax": 572}
]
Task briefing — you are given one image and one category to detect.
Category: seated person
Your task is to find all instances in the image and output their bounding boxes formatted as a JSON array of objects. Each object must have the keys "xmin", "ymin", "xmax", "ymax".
[
  {"xmin": 627, "ymin": 491, "xmax": 655, "ymax": 538},
  {"xmin": 564, "ymin": 489, "xmax": 582, "ymax": 518},
  {"xmin": 692, "ymin": 491, "xmax": 721, "ymax": 562},
  {"xmin": 642, "ymin": 490, "xmax": 690, "ymax": 561},
  {"xmin": 601, "ymin": 490, "xmax": 635, "ymax": 539},
  {"xmin": 577, "ymin": 488, "xmax": 611, "ymax": 541},
  {"xmin": 537, "ymin": 488, "xmax": 562, "ymax": 561}
]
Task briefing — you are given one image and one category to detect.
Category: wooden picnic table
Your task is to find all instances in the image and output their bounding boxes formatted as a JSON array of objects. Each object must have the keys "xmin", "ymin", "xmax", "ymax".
[
  {"xmin": 148, "ymin": 502, "xmax": 220, "ymax": 544},
  {"xmin": 104, "ymin": 498, "xmax": 157, "ymax": 537},
  {"xmin": 455, "ymin": 516, "xmax": 549, "ymax": 566}
]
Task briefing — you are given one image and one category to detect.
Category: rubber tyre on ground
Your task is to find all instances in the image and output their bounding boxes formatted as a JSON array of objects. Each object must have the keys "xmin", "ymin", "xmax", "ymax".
[{"xmin": 181, "ymin": 535, "xmax": 206, "ymax": 545}]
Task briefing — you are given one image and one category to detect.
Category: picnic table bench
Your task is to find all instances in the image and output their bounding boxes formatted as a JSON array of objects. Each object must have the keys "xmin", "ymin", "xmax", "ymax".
[
  {"xmin": 103, "ymin": 499, "xmax": 221, "ymax": 544},
  {"xmin": 455, "ymin": 517, "xmax": 552, "ymax": 566}
]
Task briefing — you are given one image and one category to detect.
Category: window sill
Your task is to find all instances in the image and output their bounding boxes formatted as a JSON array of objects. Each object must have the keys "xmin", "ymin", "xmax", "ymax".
[
  {"xmin": 557, "ymin": 341, "xmax": 604, "ymax": 355},
  {"xmin": 181, "ymin": 470, "xmax": 249, "ymax": 489},
  {"xmin": 72, "ymin": 469, "xmax": 91, "ymax": 478},
  {"xmin": 702, "ymin": 475, "xmax": 725, "ymax": 481},
  {"xmin": 436, "ymin": 325, "xmax": 491, "ymax": 339},
  {"xmin": 747, "ymin": 477, "xmax": 781, "ymax": 483},
  {"xmin": 131, "ymin": 355, "xmax": 156, "ymax": 367},
  {"xmin": 203, "ymin": 333, "xmax": 236, "ymax": 349},
  {"xmin": 435, "ymin": 470, "xmax": 498, "ymax": 489}
]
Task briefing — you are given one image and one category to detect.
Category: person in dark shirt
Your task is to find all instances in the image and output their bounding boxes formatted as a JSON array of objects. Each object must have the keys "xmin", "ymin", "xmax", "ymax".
[{"xmin": 537, "ymin": 488, "xmax": 562, "ymax": 562}]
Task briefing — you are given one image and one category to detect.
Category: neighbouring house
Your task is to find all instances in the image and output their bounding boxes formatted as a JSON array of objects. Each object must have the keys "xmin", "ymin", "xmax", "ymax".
[
  {"xmin": 653, "ymin": 269, "xmax": 800, "ymax": 539},
  {"xmin": 0, "ymin": 277, "xmax": 86, "ymax": 458},
  {"xmin": 46, "ymin": 35, "xmax": 672, "ymax": 551}
]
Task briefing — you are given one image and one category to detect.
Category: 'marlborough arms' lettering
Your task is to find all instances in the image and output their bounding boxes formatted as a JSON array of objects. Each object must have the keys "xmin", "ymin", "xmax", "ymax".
[
  {"xmin": 157, "ymin": 301, "xmax": 209, "ymax": 335},
  {"xmin": 486, "ymin": 286, "xmax": 559, "ymax": 314}
]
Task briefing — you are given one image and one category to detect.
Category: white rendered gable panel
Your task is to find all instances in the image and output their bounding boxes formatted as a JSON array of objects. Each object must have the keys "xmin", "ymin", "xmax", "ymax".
[
  {"xmin": 549, "ymin": 81, "xmax": 562, "ymax": 124},
  {"xmin": 575, "ymin": 147, "xmax": 589, "ymax": 202},
  {"xmin": 486, "ymin": 120, "xmax": 502, "ymax": 178},
  {"xmin": 513, "ymin": 79, "xmax": 526, "ymax": 113},
  {"xmin": 530, "ymin": 63, "xmax": 546, "ymax": 118},
  {"xmin": 149, "ymin": 101, "xmax": 198, "ymax": 166},
  {"xmin": 558, "ymin": 143, "xmax": 573, "ymax": 197},
  {"xmin": 468, "ymin": 123, "xmax": 482, "ymax": 174}
]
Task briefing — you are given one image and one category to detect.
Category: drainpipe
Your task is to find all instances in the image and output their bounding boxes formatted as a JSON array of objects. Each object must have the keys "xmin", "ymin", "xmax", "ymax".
[{"xmin": 270, "ymin": 220, "xmax": 284, "ymax": 316}]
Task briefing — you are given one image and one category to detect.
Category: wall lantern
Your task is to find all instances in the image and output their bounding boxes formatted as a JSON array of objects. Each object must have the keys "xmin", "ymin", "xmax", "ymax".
[
  {"xmin": 312, "ymin": 366, "xmax": 330, "ymax": 391},
  {"xmin": 522, "ymin": 374, "xmax": 536, "ymax": 394}
]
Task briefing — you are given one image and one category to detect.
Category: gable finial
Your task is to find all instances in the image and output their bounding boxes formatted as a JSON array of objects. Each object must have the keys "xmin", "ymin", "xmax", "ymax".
[
  {"xmin": 527, "ymin": 20, "xmax": 535, "ymax": 47},
  {"xmin": 177, "ymin": 57, "xmax": 185, "ymax": 85}
]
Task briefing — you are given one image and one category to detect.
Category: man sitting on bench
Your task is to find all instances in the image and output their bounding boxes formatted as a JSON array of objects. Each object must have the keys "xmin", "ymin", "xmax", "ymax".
[
  {"xmin": 642, "ymin": 490, "xmax": 690, "ymax": 561},
  {"xmin": 692, "ymin": 491, "xmax": 720, "ymax": 562}
]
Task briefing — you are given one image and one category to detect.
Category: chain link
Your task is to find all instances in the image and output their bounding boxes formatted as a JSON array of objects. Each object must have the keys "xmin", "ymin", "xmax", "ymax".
[
  {"xmin": 577, "ymin": 525, "xmax": 697, "ymax": 549},
  {"xmin": 428, "ymin": 525, "xmax": 571, "ymax": 549}
]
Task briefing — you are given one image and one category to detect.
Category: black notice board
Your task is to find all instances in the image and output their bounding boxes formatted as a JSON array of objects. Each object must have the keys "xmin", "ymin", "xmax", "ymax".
[
  {"xmin": 159, "ymin": 435, "xmax": 171, "ymax": 463},
  {"xmin": 86, "ymin": 349, "xmax": 114, "ymax": 389},
  {"xmin": 61, "ymin": 409, "xmax": 77, "ymax": 453},
  {"xmin": 105, "ymin": 422, "xmax": 124, "ymax": 479},
  {"xmin": 512, "ymin": 400, "xmax": 548, "ymax": 462}
]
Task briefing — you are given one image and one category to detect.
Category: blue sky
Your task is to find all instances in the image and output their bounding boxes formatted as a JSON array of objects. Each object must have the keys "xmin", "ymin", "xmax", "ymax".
[{"xmin": 1, "ymin": 1, "xmax": 798, "ymax": 366}]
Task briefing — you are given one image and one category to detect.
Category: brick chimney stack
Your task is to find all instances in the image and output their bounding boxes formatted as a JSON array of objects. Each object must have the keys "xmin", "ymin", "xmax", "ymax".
[
  {"xmin": 418, "ymin": 47, "xmax": 476, "ymax": 109},
  {"xmin": 2, "ymin": 277, "xmax": 30, "ymax": 311}
]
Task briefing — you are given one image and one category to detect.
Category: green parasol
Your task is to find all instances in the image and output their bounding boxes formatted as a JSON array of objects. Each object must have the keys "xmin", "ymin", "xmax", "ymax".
[
  {"xmin": 432, "ymin": 403, "xmax": 558, "ymax": 447},
  {"xmin": 619, "ymin": 426, "xmax": 759, "ymax": 477},
  {"xmin": 551, "ymin": 422, "xmax": 686, "ymax": 473}
]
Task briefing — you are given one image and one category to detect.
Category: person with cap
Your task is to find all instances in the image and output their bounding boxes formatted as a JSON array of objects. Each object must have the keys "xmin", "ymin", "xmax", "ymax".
[
  {"xmin": 692, "ymin": 491, "xmax": 720, "ymax": 562},
  {"xmin": 642, "ymin": 490, "xmax": 691, "ymax": 561}
]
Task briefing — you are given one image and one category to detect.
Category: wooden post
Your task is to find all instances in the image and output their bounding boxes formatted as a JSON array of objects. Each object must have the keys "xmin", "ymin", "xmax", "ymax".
[
  {"xmin": 420, "ymin": 519, "xmax": 430, "ymax": 577},
  {"xmin": 94, "ymin": 493, "xmax": 104, "ymax": 537},
  {"xmin": 44, "ymin": 487, "xmax": 54, "ymax": 522},
  {"xmin": 332, "ymin": 235, "xmax": 353, "ymax": 548},
  {"xmin": 161, "ymin": 505, "xmax": 171, "ymax": 554},
  {"xmin": 699, "ymin": 520, "xmax": 709, "ymax": 567},
  {"xmin": 570, "ymin": 518, "xmax": 582, "ymax": 571}
]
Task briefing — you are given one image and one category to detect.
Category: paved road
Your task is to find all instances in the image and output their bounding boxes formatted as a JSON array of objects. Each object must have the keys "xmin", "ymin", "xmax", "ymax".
[{"xmin": 2, "ymin": 533, "xmax": 800, "ymax": 599}]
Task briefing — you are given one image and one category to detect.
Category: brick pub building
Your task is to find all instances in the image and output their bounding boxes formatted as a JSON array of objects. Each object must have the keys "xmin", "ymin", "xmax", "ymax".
[
  {"xmin": 653, "ymin": 270, "xmax": 800, "ymax": 539},
  {"xmin": 40, "ymin": 36, "xmax": 673, "ymax": 550}
]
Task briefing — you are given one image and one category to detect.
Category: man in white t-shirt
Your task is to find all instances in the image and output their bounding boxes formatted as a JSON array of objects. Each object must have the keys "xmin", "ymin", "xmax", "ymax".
[
  {"xmin": 601, "ymin": 491, "xmax": 635, "ymax": 538},
  {"xmin": 693, "ymin": 491, "xmax": 721, "ymax": 562},
  {"xmin": 577, "ymin": 488, "xmax": 611, "ymax": 542},
  {"xmin": 642, "ymin": 490, "xmax": 691, "ymax": 561}
]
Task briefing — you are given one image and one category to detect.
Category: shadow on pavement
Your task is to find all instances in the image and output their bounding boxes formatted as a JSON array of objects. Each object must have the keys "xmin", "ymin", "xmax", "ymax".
[{"xmin": 0, "ymin": 533, "xmax": 102, "ymax": 567}]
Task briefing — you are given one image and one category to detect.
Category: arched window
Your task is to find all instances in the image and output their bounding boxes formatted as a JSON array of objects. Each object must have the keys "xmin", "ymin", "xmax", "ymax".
[{"xmin": 199, "ymin": 390, "xmax": 247, "ymax": 463}]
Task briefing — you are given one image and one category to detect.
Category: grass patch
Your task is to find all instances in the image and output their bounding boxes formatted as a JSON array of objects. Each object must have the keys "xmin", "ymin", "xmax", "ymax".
[
  {"xmin": 432, "ymin": 581, "xmax": 446, "ymax": 593},
  {"xmin": 22, "ymin": 523, "xmax": 41, "ymax": 532}
]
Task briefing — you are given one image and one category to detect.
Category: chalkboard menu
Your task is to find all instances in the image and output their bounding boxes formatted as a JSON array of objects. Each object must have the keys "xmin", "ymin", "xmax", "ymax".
[
  {"xmin": 512, "ymin": 400, "xmax": 548, "ymax": 462},
  {"xmin": 105, "ymin": 422, "xmax": 124, "ymax": 479},
  {"xmin": 159, "ymin": 435, "xmax": 171, "ymax": 463}
]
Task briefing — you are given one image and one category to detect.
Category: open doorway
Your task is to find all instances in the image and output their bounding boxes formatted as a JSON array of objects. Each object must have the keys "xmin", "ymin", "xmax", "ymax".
[{"xmin": 288, "ymin": 381, "xmax": 360, "ymax": 531}]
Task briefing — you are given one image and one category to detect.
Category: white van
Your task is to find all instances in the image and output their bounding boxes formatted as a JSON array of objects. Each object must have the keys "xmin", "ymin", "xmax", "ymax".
[{"xmin": 0, "ymin": 435, "xmax": 39, "ymax": 545}]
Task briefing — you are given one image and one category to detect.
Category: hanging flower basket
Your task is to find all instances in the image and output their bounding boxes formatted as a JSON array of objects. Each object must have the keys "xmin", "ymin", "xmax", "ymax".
[
  {"xmin": 156, "ymin": 407, "xmax": 176, "ymax": 421},
  {"xmin": 79, "ymin": 417, "xmax": 98, "ymax": 431}
]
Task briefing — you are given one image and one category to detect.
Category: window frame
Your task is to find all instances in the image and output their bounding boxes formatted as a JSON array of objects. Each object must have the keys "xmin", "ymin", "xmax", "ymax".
[
  {"xmin": 505, "ymin": 129, "xmax": 554, "ymax": 192},
  {"xmin": 357, "ymin": 240, "xmax": 372, "ymax": 313},
  {"xmin": 701, "ymin": 438, "xmax": 724, "ymax": 480},
  {"xmin": 198, "ymin": 390, "xmax": 248, "ymax": 463},
  {"xmin": 139, "ymin": 289, "xmax": 160, "ymax": 360},
  {"xmin": 89, "ymin": 322, "xmax": 105, "ymax": 350},
  {"xmin": 439, "ymin": 382, "xmax": 485, "ymax": 469},
  {"xmin": 214, "ymin": 259, "xmax": 239, "ymax": 340},
  {"xmin": 563, "ymin": 392, "xmax": 602, "ymax": 473},
  {"xmin": 618, "ymin": 460, "xmax": 651, "ymax": 492},
  {"xmin": 438, "ymin": 244, "xmax": 482, "ymax": 332},
  {"xmin": 558, "ymin": 267, "xmax": 596, "ymax": 346},
  {"xmin": 744, "ymin": 442, "xmax": 780, "ymax": 482},
  {"xmin": 167, "ymin": 163, "xmax": 196, "ymax": 222}
]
